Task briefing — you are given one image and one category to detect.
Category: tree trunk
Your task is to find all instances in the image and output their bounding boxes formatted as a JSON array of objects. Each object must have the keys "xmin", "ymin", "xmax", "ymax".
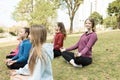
[
  {"xmin": 69, "ymin": 17, "xmax": 74, "ymax": 33},
  {"xmin": 117, "ymin": 14, "xmax": 120, "ymax": 29}
]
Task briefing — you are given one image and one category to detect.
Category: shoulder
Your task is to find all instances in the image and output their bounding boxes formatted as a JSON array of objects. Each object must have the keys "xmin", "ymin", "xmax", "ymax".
[
  {"xmin": 58, "ymin": 32, "xmax": 64, "ymax": 36},
  {"xmin": 42, "ymin": 43, "xmax": 54, "ymax": 60},
  {"xmin": 42, "ymin": 43, "xmax": 53, "ymax": 53},
  {"xmin": 22, "ymin": 40, "xmax": 32, "ymax": 47},
  {"xmin": 43, "ymin": 43, "xmax": 53, "ymax": 49},
  {"xmin": 91, "ymin": 32, "xmax": 97, "ymax": 37},
  {"xmin": 90, "ymin": 32, "xmax": 98, "ymax": 40},
  {"xmin": 24, "ymin": 40, "xmax": 31, "ymax": 44}
]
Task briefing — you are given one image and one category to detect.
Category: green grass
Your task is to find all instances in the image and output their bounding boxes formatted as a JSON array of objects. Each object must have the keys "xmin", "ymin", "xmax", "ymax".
[
  {"xmin": 53, "ymin": 30, "xmax": 120, "ymax": 80},
  {"xmin": 0, "ymin": 30, "xmax": 120, "ymax": 80},
  {"xmin": 0, "ymin": 45, "xmax": 16, "ymax": 80}
]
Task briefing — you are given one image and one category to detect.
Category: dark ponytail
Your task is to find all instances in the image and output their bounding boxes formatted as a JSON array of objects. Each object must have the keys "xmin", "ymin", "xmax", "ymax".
[{"xmin": 24, "ymin": 27, "xmax": 30, "ymax": 38}]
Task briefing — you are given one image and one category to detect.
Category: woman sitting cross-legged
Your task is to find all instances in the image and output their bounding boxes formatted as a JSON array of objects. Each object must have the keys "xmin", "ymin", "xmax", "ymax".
[
  {"xmin": 5, "ymin": 27, "xmax": 32, "ymax": 69},
  {"xmin": 60, "ymin": 18, "xmax": 98, "ymax": 67},
  {"xmin": 10, "ymin": 24, "xmax": 54, "ymax": 80}
]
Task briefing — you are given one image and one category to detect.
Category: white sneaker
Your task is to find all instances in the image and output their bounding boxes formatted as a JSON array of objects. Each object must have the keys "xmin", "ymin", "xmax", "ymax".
[
  {"xmin": 69, "ymin": 59, "xmax": 82, "ymax": 68},
  {"xmin": 73, "ymin": 64, "xmax": 82, "ymax": 68}
]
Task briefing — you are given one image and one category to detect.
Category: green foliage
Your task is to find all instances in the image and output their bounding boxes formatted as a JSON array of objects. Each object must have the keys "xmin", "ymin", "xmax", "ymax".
[
  {"xmin": 31, "ymin": 0, "xmax": 57, "ymax": 27},
  {"xmin": 103, "ymin": 16, "xmax": 117, "ymax": 29},
  {"xmin": 89, "ymin": 12, "xmax": 103, "ymax": 25},
  {"xmin": 13, "ymin": 0, "xmax": 57, "ymax": 27},
  {"xmin": 0, "ymin": 28, "xmax": 4, "ymax": 33},
  {"xmin": 12, "ymin": 0, "xmax": 32, "ymax": 21},
  {"xmin": 107, "ymin": 0, "xmax": 120, "ymax": 29},
  {"xmin": 107, "ymin": 0, "xmax": 120, "ymax": 16},
  {"xmin": 9, "ymin": 32, "xmax": 17, "ymax": 36}
]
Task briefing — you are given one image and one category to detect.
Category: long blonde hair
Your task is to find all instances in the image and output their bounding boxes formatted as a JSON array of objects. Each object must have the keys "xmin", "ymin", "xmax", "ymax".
[{"xmin": 28, "ymin": 24, "xmax": 47, "ymax": 75}]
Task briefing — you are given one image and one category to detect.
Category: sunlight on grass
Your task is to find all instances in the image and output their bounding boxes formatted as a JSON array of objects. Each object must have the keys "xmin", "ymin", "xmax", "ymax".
[
  {"xmin": 0, "ymin": 45, "xmax": 16, "ymax": 80},
  {"xmin": 0, "ymin": 30, "xmax": 120, "ymax": 80}
]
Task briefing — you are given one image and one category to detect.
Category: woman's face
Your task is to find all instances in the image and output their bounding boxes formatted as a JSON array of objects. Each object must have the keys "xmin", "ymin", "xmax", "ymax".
[
  {"xmin": 85, "ymin": 20, "xmax": 93, "ymax": 30},
  {"xmin": 54, "ymin": 24, "xmax": 60, "ymax": 32},
  {"xmin": 19, "ymin": 28, "xmax": 26, "ymax": 39}
]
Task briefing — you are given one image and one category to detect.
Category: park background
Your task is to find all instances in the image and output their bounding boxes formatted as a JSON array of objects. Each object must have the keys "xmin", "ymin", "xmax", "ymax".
[{"xmin": 0, "ymin": 0, "xmax": 120, "ymax": 80}]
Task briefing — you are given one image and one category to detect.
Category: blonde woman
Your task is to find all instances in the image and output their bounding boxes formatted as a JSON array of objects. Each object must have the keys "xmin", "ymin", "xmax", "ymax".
[
  {"xmin": 11, "ymin": 25, "xmax": 54, "ymax": 80},
  {"xmin": 28, "ymin": 24, "xmax": 53, "ymax": 80}
]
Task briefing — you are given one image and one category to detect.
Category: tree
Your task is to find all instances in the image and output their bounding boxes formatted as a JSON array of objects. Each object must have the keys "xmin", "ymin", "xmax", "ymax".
[
  {"xmin": 31, "ymin": 0, "xmax": 57, "ymax": 27},
  {"xmin": 103, "ymin": 16, "xmax": 117, "ymax": 29},
  {"xmin": 89, "ymin": 12, "xmax": 103, "ymax": 25},
  {"xmin": 13, "ymin": 0, "xmax": 57, "ymax": 27},
  {"xmin": 12, "ymin": 0, "xmax": 32, "ymax": 22},
  {"xmin": 107, "ymin": 0, "xmax": 120, "ymax": 29},
  {"xmin": 59, "ymin": 0, "xmax": 83, "ymax": 33}
]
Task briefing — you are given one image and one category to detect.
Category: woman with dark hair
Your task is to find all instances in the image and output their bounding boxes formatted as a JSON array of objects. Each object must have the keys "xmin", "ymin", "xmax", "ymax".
[
  {"xmin": 52, "ymin": 22, "xmax": 67, "ymax": 58},
  {"xmin": 6, "ymin": 27, "xmax": 32, "ymax": 69},
  {"xmin": 60, "ymin": 18, "xmax": 98, "ymax": 67}
]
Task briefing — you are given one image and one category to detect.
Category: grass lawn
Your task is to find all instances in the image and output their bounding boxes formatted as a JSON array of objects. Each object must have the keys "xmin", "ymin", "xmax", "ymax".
[{"xmin": 0, "ymin": 30, "xmax": 120, "ymax": 80}]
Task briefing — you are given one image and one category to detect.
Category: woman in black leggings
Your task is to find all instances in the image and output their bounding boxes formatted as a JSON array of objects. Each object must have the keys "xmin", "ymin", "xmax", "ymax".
[{"xmin": 60, "ymin": 18, "xmax": 97, "ymax": 67}]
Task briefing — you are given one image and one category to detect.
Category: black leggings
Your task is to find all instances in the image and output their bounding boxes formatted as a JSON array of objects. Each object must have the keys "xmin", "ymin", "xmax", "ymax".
[
  {"xmin": 6, "ymin": 55, "xmax": 14, "ymax": 59},
  {"xmin": 53, "ymin": 49, "xmax": 62, "ymax": 58},
  {"xmin": 7, "ymin": 62, "xmax": 26, "ymax": 69},
  {"xmin": 6, "ymin": 52, "xmax": 16, "ymax": 59},
  {"xmin": 61, "ymin": 51, "xmax": 92, "ymax": 66}
]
